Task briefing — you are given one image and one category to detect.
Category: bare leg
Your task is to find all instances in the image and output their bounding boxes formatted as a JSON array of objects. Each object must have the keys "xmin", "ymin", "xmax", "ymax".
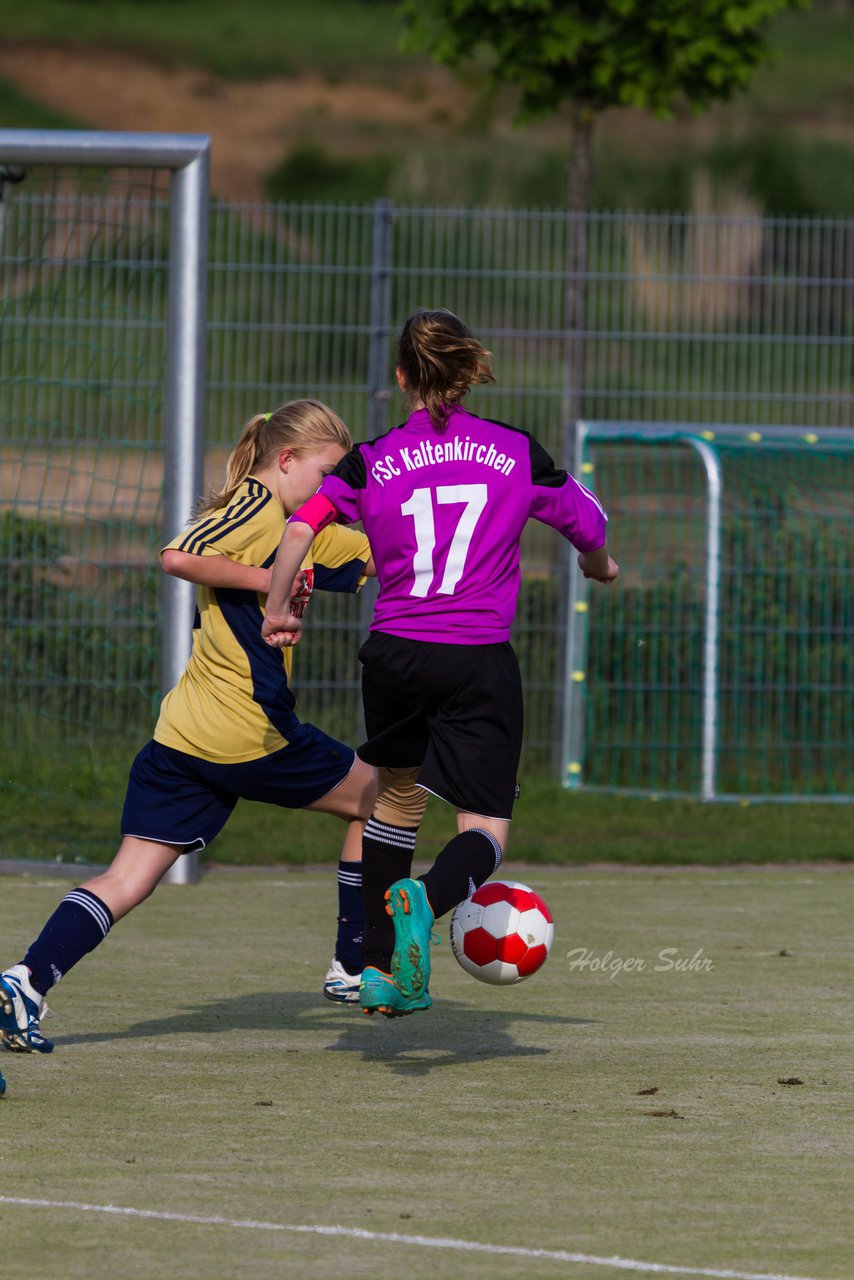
[
  {"xmin": 338, "ymin": 818, "xmax": 366, "ymax": 861},
  {"xmin": 303, "ymin": 757, "xmax": 377, "ymax": 829},
  {"xmin": 79, "ymin": 836, "xmax": 185, "ymax": 923},
  {"xmin": 456, "ymin": 810, "xmax": 510, "ymax": 854}
]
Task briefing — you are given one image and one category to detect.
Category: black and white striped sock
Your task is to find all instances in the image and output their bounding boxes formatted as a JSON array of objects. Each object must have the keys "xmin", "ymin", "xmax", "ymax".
[
  {"xmin": 361, "ymin": 818, "xmax": 418, "ymax": 971},
  {"xmin": 420, "ymin": 828, "xmax": 503, "ymax": 920}
]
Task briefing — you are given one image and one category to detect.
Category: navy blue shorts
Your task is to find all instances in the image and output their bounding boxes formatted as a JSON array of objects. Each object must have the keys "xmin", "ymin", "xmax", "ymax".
[{"xmin": 121, "ymin": 726, "xmax": 356, "ymax": 854}]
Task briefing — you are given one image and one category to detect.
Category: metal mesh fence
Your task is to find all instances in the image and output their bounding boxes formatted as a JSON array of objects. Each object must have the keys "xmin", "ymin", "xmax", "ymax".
[
  {"xmin": 2, "ymin": 185, "xmax": 852, "ymax": 859},
  {"xmin": 0, "ymin": 168, "xmax": 171, "ymax": 859}
]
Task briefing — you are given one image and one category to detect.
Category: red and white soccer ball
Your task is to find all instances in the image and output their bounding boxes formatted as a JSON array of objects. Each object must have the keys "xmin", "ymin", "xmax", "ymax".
[{"xmin": 450, "ymin": 880, "xmax": 554, "ymax": 985}]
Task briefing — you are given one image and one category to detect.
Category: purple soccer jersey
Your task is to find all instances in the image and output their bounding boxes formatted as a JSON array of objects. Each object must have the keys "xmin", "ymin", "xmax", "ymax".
[{"xmin": 318, "ymin": 405, "xmax": 607, "ymax": 644}]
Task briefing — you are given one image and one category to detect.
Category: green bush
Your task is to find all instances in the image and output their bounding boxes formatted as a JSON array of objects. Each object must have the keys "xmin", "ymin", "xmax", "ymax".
[
  {"xmin": 0, "ymin": 513, "xmax": 161, "ymax": 732},
  {"xmin": 595, "ymin": 129, "xmax": 854, "ymax": 217},
  {"xmin": 265, "ymin": 144, "xmax": 397, "ymax": 203}
]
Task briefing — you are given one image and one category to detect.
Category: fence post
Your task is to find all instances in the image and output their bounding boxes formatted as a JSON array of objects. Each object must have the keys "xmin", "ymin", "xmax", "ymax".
[
  {"xmin": 359, "ymin": 200, "xmax": 394, "ymax": 652},
  {"xmin": 366, "ymin": 198, "xmax": 394, "ymax": 443}
]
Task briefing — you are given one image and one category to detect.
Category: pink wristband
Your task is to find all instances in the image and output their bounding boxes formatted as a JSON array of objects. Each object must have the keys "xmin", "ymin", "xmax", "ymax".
[{"xmin": 289, "ymin": 493, "xmax": 337, "ymax": 535}]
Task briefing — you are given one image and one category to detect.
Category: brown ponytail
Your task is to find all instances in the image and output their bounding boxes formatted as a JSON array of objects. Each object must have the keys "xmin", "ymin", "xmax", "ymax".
[{"xmin": 396, "ymin": 309, "xmax": 495, "ymax": 431}]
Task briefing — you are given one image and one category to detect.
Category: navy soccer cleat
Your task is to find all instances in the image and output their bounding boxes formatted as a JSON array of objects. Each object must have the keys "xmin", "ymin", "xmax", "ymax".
[{"xmin": 0, "ymin": 964, "xmax": 54, "ymax": 1054}]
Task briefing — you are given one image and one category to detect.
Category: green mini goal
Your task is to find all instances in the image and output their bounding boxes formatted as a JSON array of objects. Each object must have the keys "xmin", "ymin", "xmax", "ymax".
[{"xmin": 563, "ymin": 422, "xmax": 853, "ymax": 801}]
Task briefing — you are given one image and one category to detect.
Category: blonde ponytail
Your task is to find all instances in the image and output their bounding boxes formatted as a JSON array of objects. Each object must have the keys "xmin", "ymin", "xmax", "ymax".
[{"xmin": 197, "ymin": 401, "xmax": 352, "ymax": 516}]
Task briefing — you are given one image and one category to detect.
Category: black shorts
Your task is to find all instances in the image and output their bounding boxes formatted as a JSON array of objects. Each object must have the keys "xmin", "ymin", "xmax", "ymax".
[{"xmin": 357, "ymin": 630, "xmax": 523, "ymax": 821}]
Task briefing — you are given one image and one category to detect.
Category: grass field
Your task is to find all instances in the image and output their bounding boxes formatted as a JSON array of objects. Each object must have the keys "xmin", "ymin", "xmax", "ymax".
[
  {"xmin": 0, "ymin": 0, "xmax": 410, "ymax": 79},
  {"xmin": 1, "ymin": 865, "xmax": 851, "ymax": 1280},
  {"xmin": 2, "ymin": 761, "xmax": 853, "ymax": 867}
]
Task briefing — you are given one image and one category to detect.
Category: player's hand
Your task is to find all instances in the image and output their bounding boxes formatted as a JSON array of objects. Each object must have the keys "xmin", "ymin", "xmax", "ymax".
[
  {"xmin": 577, "ymin": 552, "xmax": 620, "ymax": 583},
  {"xmin": 261, "ymin": 611, "xmax": 303, "ymax": 648}
]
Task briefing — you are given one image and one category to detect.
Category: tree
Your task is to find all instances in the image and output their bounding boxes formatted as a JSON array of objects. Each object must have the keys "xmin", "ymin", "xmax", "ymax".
[{"xmin": 400, "ymin": 0, "xmax": 809, "ymax": 422}]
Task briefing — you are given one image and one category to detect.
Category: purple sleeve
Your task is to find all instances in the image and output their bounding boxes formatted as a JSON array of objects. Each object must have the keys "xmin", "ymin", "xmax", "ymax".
[
  {"xmin": 318, "ymin": 475, "xmax": 361, "ymax": 525},
  {"xmin": 527, "ymin": 436, "xmax": 607, "ymax": 551},
  {"xmin": 316, "ymin": 447, "xmax": 367, "ymax": 526}
]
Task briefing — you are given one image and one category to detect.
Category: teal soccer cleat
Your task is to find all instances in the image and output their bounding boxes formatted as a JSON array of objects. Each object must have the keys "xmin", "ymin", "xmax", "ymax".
[
  {"xmin": 0, "ymin": 1067, "xmax": 5, "ymax": 1096},
  {"xmin": 384, "ymin": 877, "xmax": 435, "ymax": 1000},
  {"xmin": 0, "ymin": 964, "xmax": 54, "ymax": 1054},
  {"xmin": 359, "ymin": 966, "xmax": 431, "ymax": 1018}
]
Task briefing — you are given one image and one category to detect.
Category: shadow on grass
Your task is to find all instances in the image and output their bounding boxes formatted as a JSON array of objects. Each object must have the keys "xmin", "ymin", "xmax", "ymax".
[{"xmin": 57, "ymin": 991, "xmax": 596, "ymax": 1075}]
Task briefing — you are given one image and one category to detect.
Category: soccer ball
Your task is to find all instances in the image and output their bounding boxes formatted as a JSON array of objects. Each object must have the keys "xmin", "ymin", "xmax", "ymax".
[{"xmin": 450, "ymin": 880, "xmax": 554, "ymax": 985}]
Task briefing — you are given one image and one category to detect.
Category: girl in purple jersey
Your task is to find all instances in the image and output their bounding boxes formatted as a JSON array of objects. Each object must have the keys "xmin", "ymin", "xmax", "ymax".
[{"xmin": 262, "ymin": 310, "xmax": 619, "ymax": 1017}]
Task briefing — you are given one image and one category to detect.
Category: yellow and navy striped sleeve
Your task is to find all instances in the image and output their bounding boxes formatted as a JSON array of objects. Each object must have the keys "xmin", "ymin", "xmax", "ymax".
[
  {"xmin": 163, "ymin": 480, "xmax": 279, "ymax": 566},
  {"xmin": 310, "ymin": 523, "xmax": 371, "ymax": 593}
]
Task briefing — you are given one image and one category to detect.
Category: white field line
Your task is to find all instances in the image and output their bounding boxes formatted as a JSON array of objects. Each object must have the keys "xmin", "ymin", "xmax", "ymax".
[{"xmin": 0, "ymin": 1195, "xmax": 824, "ymax": 1280}]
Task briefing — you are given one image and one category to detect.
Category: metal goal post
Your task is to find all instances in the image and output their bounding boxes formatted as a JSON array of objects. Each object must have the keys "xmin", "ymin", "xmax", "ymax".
[{"xmin": 0, "ymin": 129, "xmax": 209, "ymax": 883}]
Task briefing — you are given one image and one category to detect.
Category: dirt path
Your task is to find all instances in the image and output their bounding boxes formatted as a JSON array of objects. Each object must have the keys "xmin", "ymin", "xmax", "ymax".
[
  {"xmin": 3, "ymin": 40, "xmax": 849, "ymax": 203},
  {"xmin": 2, "ymin": 444, "xmax": 233, "ymax": 583},
  {"xmin": 0, "ymin": 43, "xmax": 468, "ymax": 199},
  {"xmin": 2, "ymin": 445, "xmax": 231, "ymax": 524}
]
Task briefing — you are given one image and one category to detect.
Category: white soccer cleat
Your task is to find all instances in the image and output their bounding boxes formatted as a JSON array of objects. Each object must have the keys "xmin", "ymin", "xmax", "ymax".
[
  {"xmin": 0, "ymin": 964, "xmax": 54, "ymax": 1053},
  {"xmin": 322, "ymin": 957, "xmax": 361, "ymax": 1004}
]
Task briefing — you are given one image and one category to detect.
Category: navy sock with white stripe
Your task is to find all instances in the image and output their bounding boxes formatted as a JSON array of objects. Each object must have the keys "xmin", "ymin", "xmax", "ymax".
[
  {"xmin": 335, "ymin": 860, "xmax": 364, "ymax": 976},
  {"xmin": 23, "ymin": 887, "xmax": 114, "ymax": 995},
  {"xmin": 361, "ymin": 818, "xmax": 418, "ymax": 971}
]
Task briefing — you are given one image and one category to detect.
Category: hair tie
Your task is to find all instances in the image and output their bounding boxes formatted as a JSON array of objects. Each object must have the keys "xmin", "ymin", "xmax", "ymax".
[{"xmin": 262, "ymin": 411, "xmax": 273, "ymax": 423}]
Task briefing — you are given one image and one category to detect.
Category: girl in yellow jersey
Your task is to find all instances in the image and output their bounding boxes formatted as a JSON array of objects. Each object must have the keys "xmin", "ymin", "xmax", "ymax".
[{"xmin": 0, "ymin": 401, "xmax": 377, "ymax": 1059}]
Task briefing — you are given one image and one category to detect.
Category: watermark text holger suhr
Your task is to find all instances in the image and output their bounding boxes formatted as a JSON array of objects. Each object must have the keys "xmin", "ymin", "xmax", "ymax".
[{"xmin": 565, "ymin": 947, "xmax": 714, "ymax": 980}]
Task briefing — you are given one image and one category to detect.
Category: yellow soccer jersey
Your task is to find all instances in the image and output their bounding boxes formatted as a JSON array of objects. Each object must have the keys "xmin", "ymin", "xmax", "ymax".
[{"xmin": 154, "ymin": 476, "xmax": 370, "ymax": 763}]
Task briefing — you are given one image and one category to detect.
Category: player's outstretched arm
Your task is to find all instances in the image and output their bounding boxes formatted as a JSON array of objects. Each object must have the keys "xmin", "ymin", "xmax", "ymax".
[
  {"xmin": 261, "ymin": 520, "xmax": 315, "ymax": 648},
  {"xmin": 577, "ymin": 544, "xmax": 620, "ymax": 584},
  {"xmin": 161, "ymin": 548, "xmax": 272, "ymax": 594}
]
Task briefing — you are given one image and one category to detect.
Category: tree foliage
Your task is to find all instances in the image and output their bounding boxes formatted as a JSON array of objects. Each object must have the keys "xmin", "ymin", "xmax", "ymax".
[{"xmin": 400, "ymin": 0, "xmax": 811, "ymax": 121}]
